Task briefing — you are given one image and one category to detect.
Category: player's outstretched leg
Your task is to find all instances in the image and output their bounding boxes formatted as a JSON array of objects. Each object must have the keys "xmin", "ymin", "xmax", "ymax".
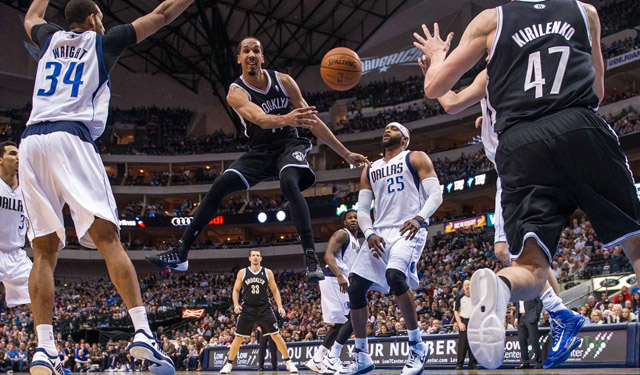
[
  {"xmin": 146, "ymin": 173, "xmax": 246, "ymax": 271},
  {"xmin": 272, "ymin": 334, "xmax": 298, "ymax": 373},
  {"xmin": 340, "ymin": 276, "xmax": 374, "ymax": 375}
]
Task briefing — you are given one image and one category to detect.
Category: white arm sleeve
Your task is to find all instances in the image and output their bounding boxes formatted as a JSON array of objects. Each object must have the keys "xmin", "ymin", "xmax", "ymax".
[
  {"xmin": 417, "ymin": 177, "xmax": 443, "ymax": 223},
  {"xmin": 357, "ymin": 189, "xmax": 375, "ymax": 237}
]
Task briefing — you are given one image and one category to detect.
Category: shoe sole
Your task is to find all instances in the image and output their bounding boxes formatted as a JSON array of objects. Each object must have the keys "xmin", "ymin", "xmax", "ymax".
[
  {"xmin": 306, "ymin": 271, "xmax": 325, "ymax": 283},
  {"xmin": 146, "ymin": 257, "xmax": 189, "ymax": 272},
  {"xmin": 468, "ymin": 269, "xmax": 506, "ymax": 370},
  {"xmin": 30, "ymin": 362, "xmax": 55, "ymax": 375},
  {"xmin": 129, "ymin": 343, "xmax": 175, "ymax": 375},
  {"xmin": 305, "ymin": 360, "xmax": 323, "ymax": 373}
]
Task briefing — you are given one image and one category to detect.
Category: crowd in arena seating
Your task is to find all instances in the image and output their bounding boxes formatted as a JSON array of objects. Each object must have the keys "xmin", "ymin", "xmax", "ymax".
[{"xmin": 599, "ymin": 0, "xmax": 640, "ymax": 37}]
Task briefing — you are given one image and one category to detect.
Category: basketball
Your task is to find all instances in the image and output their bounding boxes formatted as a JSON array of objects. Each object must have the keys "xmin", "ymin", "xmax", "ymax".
[{"xmin": 320, "ymin": 47, "xmax": 362, "ymax": 91}]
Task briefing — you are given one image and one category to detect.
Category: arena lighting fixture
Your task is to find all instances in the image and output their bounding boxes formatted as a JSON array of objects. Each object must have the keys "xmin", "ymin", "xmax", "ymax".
[
  {"xmin": 257, "ymin": 212, "xmax": 267, "ymax": 223},
  {"xmin": 276, "ymin": 210, "xmax": 286, "ymax": 221}
]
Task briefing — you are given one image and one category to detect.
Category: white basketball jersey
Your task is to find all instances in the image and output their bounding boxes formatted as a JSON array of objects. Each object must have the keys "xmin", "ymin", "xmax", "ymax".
[
  {"xmin": 335, "ymin": 229, "xmax": 360, "ymax": 276},
  {"xmin": 367, "ymin": 150, "xmax": 428, "ymax": 229},
  {"xmin": 480, "ymin": 98, "xmax": 500, "ymax": 167},
  {"xmin": 27, "ymin": 30, "xmax": 110, "ymax": 140},
  {"xmin": 0, "ymin": 181, "xmax": 26, "ymax": 251}
]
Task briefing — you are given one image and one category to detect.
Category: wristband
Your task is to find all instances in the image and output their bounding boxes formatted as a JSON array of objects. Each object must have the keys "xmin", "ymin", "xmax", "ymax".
[
  {"xmin": 364, "ymin": 228, "xmax": 375, "ymax": 239},
  {"xmin": 365, "ymin": 231, "xmax": 376, "ymax": 241},
  {"xmin": 413, "ymin": 216, "xmax": 428, "ymax": 228}
]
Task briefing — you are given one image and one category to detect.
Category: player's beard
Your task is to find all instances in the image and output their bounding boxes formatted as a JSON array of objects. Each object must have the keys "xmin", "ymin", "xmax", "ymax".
[{"xmin": 382, "ymin": 134, "xmax": 402, "ymax": 149}]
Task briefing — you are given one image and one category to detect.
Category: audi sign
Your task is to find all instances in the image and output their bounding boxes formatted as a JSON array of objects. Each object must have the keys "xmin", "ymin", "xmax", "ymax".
[{"xmin": 171, "ymin": 217, "xmax": 193, "ymax": 226}]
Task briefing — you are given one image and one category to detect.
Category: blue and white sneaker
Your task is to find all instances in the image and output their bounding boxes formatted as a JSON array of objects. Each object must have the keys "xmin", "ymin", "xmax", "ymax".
[
  {"xmin": 543, "ymin": 309, "xmax": 586, "ymax": 369},
  {"xmin": 338, "ymin": 350, "xmax": 374, "ymax": 375},
  {"xmin": 401, "ymin": 342, "xmax": 429, "ymax": 375},
  {"xmin": 30, "ymin": 348, "xmax": 65, "ymax": 375},
  {"xmin": 128, "ymin": 330, "xmax": 175, "ymax": 375}
]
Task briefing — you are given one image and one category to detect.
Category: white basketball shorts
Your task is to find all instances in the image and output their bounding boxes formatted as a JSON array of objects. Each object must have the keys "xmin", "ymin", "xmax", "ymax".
[
  {"xmin": 494, "ymin": 177, "xmax": 507, "ymax": 244},
  {"xmin": 19, "ymin": 122, "xmax": 120, "ymax": 249},
  {"xmin": 0, "ymin": 248, "xmax": 32, "ymax": 307},
  {"xmin": 349, "ymin": 226, "xmax": 426, "ymax": 294},
  {"xmin": 319, "ymin": 276, "xmax": 350, "ymax": 324}
]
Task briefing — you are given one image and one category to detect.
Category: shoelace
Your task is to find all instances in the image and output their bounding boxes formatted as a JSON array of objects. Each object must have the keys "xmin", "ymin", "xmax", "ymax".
[
  {"xmin": 405, "ymin": 349, "xmax": 418, "ymax": 368},
  {"xmin": 550, "ymin": 317, "xmax": 565, "ymax": 347},
  {"xmin": 305, "ymin": 250, "xmax": 319, "ymax": 270}
]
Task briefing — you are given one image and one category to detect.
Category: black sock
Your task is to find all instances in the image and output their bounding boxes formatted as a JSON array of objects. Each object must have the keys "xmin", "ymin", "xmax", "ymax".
[
  {"xmin": 180, "ymin": 173, "xmax": 245, "ymax": 253},
  {"xmin": 498, "ymin": 275, "xmax": 512, "ymax": 291},
  {"xmin": 336, "ymin": 317, "xmax": 354, "ymax": 345},
  {"xmin": 279, "ymin": 168, "xmax": 315, "ymax": 251}
]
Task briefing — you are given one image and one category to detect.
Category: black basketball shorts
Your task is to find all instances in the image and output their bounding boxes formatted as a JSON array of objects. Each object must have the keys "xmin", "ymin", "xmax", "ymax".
[
  {"xmin": 224, "ymin": 137, "xmax": 316, "ymax": 191},
  {"xmin": 235, "ymin": 304, "xmax": 280, "ymax": 337},
  {"xmin": 496, "ymin": 107, "xmax": 640, "ymax": 263}
]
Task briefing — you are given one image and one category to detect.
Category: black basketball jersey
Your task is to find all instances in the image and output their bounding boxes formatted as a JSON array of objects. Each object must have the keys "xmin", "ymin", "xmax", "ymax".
[
  {"xmin": 241, "ymin": 266, "xmax": 270, "ymax": 306},
  {"xmin": 487, "ymin": 0, "xmax": 600, "ymax": 133},
  {"xmin": 230, "ymin": 69, "xmax": 299, "ymax": 148}
]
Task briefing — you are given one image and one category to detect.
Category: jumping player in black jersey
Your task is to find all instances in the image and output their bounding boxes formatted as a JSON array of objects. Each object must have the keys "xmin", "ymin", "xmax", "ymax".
[
  {"xmin": 147, "ymin": 37, "xmax": 370, "ymax": 282},
  {"xmin": 219, "ymin": 249, "xmax": 297, "ymax": 375},
  {"xmin": 415, "ymin": 0, "xmax": 640, "ymax": 370}
]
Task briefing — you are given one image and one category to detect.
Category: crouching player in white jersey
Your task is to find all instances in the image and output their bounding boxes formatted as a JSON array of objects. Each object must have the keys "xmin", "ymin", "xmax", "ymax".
[
  {"xmin": 0, "ymin": 142, "xmax": 32, "ymax": 308},
  {"xmin": 433, "ymin": 65, "xmax": 585, "ymax": 368},
  {"xmin": 20, "ymin": 1, "xmax": 196, "ymax": 375},
  {"xmin": 342, "ymin": 123, "xmax": 443, "ymax": 375},
  {"xmin": 307, "ymin": 210, "xmax": 359, "ymax": 374}
]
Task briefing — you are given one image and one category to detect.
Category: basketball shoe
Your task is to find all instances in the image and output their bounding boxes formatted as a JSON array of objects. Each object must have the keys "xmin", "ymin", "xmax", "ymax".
[
  {"xmin": 128, "ymin": 330, "xmax": 175, "ymax": 375},
  {"xmin": 339, "ymin": 349, "xmax": 374, "ymax": 375},
  {"xmin": 145, "ymin": 241, "xmax": 188, "ymax": 271},
  {"xmin": 304, "ymin": 248, "xmax": 324, "ymax": 283},
  {"xmin": 467, "ymin": 268, "xmax": 510, "ymax": 369},
  {"xmin": 322, "ymin": 355, "xmax": 343, "ymax": 373},
  {"xmin": 30, "ymin": 348, "xmax": 64, "ymax": 375},
  {"xmin": 543, "ymin": 309, "xmax": 586, "ymax": 368},
  {"xmin": 401, "ymin": 342, "xmax": 429, "ymax": 375}
]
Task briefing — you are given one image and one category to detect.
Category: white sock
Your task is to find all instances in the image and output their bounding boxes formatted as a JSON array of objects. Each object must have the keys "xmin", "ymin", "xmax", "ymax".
[
  {"xmin": 540, "ymin": 286, "xmax": 566, "ymax": 313},
  {"xmin": 128, "ymin": 306, "xmax": 151, "ymax": 335},
  {"xmin": 313, "ymin": 346, "xmax": 329, "ymax": 362},
  {"xmin": 330, "ymin": 343, "xmax": 343, "ymax": 357},
  {"xmin": 407, "ymin": 328, "xmax": 421, "ymax": 344},
  {"xmin": 497, "ymin": 276, "xmax": 512, "ymax": 304},
  {"xmin": 354, "ymin": 338, "xmax": 368, "ymax": 353},
  {"xmin": 36, "ymin": 324, "xmax": 57, "ymax": 356}
]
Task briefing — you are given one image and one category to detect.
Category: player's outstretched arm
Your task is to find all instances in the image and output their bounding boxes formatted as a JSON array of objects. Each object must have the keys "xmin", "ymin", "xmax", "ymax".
[
  {"xmin": 581, "ymin": 2, "xmax": 604, "ymax": 103},
  {"xmin": 437, "ymin": 69, "xmax": 487, "ymax": 114},
  {"xmin": 414, "ymin": 11, "xmax": 496, "ymax": 99},
  {"xmin": 131, "ymin": 0, "xmax": 195, "ymax": 44},
  {"xmin": 278, "ymin": 73, "xmax": 371, "ymax": 167},
  {"xmin": 24, "ymin": 0, "xmax": 49, "ymax": 40},
  {"xmin": 232, "ymin": 269, "xmax": 244, "ymax": 314},
  {"xmin": 266, "ymin": 269, "xmax": 285, "ymax": 316},
  {"xmin": 227, "ymin": 85, "xmax": 318, "ymax": 129},
  {"xmin": 324, "ymin": 230, "xmax": 350, "ymax": 293}
]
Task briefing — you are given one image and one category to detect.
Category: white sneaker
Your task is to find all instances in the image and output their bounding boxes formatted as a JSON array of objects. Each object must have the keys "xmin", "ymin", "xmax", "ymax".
[
  {"xmin": 322, "ymin": 355, "xmax": 343, "ymax": 373},
  {"xmin": 285, "ymin": 360, "xmax": 298, "ymax": 373},
  {"xmin": 219, "ymin": 362, "xmax": 232, "ymax": 375},
  {"xmin": 30, "ymin": 348, "xmax": 65, "ymax": 375},
  {"xmin": 401, "ymin": 342, "xmax": 429, "ymax": 375},
  {"xmin": 128, "ymin": 330, "xmax": 175, "ymax": 375},
  {"xmin": 305, "ymin": 358, "xmax": 324, "ymax": 373},
  {"xmin": 468, "ymin": 268, "xmax": 510, "ymax": 369},
  {"xmin": 338, "ymin": 350, "xmax": 374, "ymax": 375}
]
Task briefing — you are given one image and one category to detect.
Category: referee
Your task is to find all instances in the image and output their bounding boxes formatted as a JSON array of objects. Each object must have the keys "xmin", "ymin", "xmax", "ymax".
[{"xmin": 454, "ymin": 280, "xmax": 477, "ymax": 370}]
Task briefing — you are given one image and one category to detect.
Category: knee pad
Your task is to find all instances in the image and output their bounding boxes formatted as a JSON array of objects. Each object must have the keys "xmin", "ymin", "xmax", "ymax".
[
  {"xmin": 385, "ymin": 269, "xmax": 409, "ymax": 296},
  {"xmin": 348, "ymin": 275, "xmax": 372, "ymax": 310}
]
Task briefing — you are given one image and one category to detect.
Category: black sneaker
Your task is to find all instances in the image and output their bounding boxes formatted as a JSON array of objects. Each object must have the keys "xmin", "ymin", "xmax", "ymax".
[
  {"xmin": 145, "ymin": 243, "xmax": 189, "ymax": 271},
  {"xmin": 304, "ymin": 248, "xmax": 324, "ymax": 283}
]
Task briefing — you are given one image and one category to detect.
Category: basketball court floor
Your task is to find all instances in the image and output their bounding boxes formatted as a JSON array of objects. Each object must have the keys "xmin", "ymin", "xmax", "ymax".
[{"xmin": 131, "ymin": 369, "xmax": 637, "ymax": 375}]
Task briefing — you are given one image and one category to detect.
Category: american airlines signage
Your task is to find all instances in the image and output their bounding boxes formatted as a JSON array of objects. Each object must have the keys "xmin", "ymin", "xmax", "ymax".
[{"xmin": 361, "ymin": 46, "xmax": 422, "ymax": 75}]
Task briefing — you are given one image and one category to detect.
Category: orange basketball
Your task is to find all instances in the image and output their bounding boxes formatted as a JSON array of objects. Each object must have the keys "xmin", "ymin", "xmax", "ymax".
[{"xmin": 320, "ymin": 47, "xmax": 362, "ymax": 91}]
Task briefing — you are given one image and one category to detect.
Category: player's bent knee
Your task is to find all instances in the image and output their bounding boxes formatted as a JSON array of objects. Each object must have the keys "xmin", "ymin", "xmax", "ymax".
[
  {"xmin": 348, "ymin": 275, "xmax": 371, "ymax": 310},
  {"xmin": 385, "ymin": 269, "xmax": 409, "ymax": 296}
]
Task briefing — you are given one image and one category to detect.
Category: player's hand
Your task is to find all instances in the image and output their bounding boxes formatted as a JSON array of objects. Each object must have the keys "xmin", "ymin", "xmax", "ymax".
[
  {"xmin": 400, "ymin": 217, "xmax": 423, "ymax": 240},
  {"xmin": 418, "ymin": 55, "xmax": 430, "ymax": 76},
  {"xmin": 367, "ymin": 234, "xmax": 386, "ymax": 259},
  {"xmin": 459, "ymin": 322, "xmax": 466, "ymax": 331},
  {"xmin": 475, "ymin": 116, "xmax": 483, "ymax": 128},
  {"xmin": 413, "ymin": 23, "xmax": 454, "ymax": 65},
  {"xmin": 337, "ymin": 274, "xmax": 349, "ymax": 293},
  {"xmin": 344, "ymin": 152, "xmax": 371, "ymax": 167},
  {"xmin": 234, "ymin": 305, "xmax": 242, "ymax": 314},
  {"xmin": 278, "ymin": 307, "xmax": 286, "ymax": 317},
  {"xmin": 282, "ymin": 106, "xmax": 318, "ymax": 128}
]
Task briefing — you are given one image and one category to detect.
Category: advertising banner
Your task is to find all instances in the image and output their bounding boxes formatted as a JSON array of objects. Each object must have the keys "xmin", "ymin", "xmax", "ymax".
[
  {"xmin": 181, "ymin": 308, "xmax": 205, "ymax": 319},
  {"xmin": 205, "ymin": 325, "xmax": 633, "ymax": 370},
  {"xmin": 444, "ymin": 216, "xmax": 487, "ymax": 233},
  {"xmin": 607, "ymin": 48, "xmax": 640, "ymax": 70}
]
